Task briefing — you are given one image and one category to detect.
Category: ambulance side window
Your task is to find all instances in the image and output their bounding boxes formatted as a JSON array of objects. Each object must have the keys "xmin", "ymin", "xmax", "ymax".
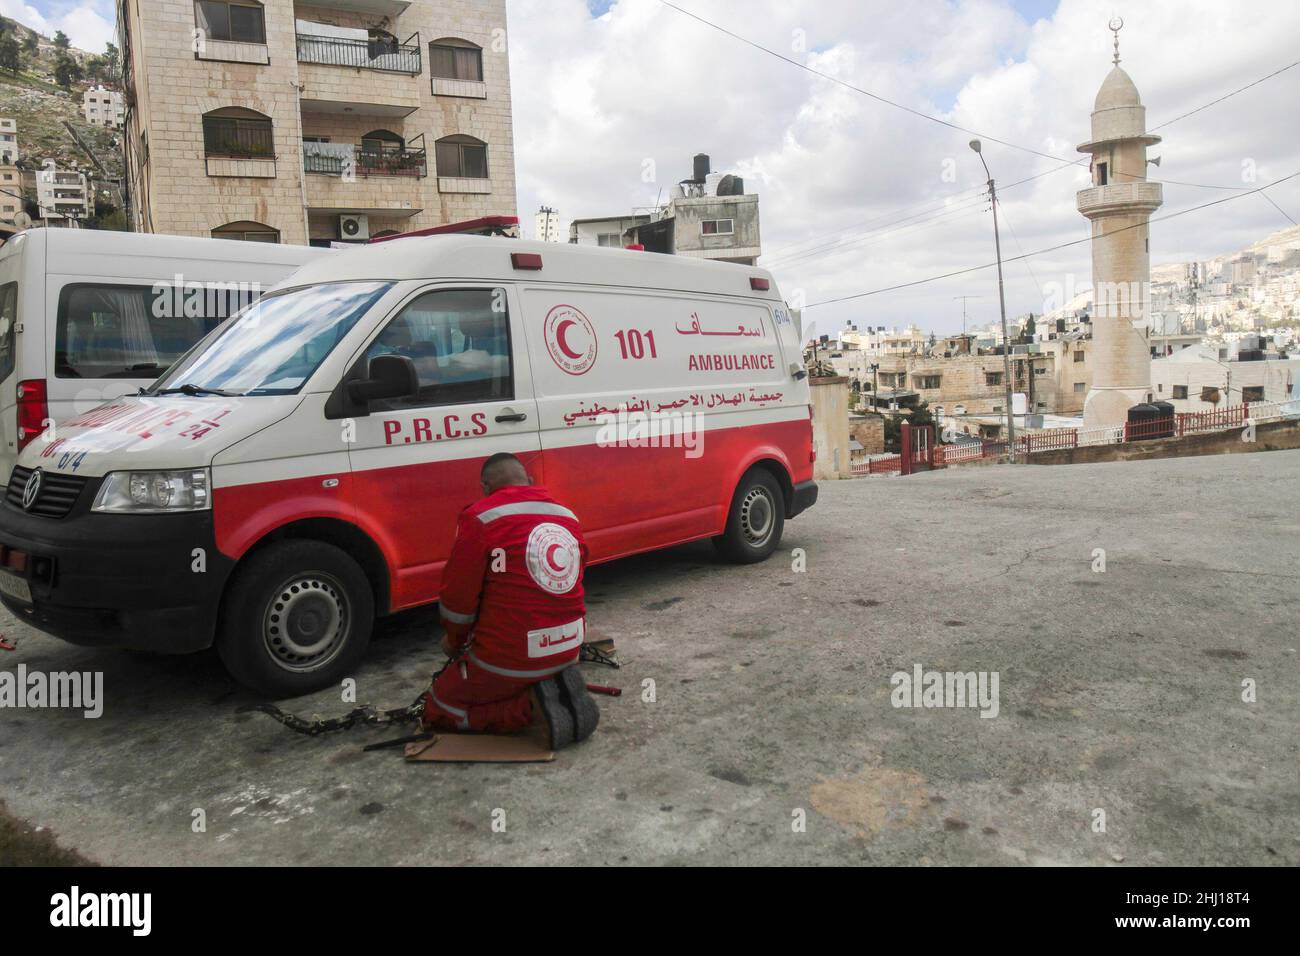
[
  {"xmin": 0, "ymin": 283, "xmax": 15, "ymax": 383},
  {"xmin": 364, "ymin": 287, "xmax": 512, "ymax": 409}
]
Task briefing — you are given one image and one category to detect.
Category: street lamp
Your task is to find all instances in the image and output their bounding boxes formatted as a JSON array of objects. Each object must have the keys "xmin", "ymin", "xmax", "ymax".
[{"xmin": 970, "ymin": 139, "xmax": 1016, "ymax": 461}]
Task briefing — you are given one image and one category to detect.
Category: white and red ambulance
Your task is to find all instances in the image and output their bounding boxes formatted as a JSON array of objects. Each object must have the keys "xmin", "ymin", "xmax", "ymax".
[{"xmin": 0, "ymin": 237, "xmax": 816, "ymax": 694}]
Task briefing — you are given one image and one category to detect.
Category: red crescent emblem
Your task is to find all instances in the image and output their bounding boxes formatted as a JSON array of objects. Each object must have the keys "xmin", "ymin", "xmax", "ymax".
[
  {"xmin": 546, "ymin": 543, "xmax": 568, "ymax": 572},
  {"xmin": 555, "ymin": 319, "xmax": 583, "ymax": 360}
]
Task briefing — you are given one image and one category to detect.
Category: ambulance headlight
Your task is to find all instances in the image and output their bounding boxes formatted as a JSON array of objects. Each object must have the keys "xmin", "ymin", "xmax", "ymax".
[{"xmin": 92, "ymin": 469, "xmax": 211, "ymax": 513}]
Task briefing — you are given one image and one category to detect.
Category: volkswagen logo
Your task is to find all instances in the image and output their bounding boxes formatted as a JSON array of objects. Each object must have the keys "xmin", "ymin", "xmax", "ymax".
[{"xmin": 22, "ymin": 468, "xmax": 42, "ymax": 511}]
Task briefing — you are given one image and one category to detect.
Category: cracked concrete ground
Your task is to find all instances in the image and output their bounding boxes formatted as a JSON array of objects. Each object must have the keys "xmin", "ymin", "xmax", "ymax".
[{"xmin": 0, "ymin": 450, "xmax": 1296, "ymax": 865}]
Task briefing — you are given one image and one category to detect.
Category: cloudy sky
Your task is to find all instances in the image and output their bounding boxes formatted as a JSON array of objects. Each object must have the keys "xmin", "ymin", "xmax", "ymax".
[{"xmin": 6, "ymin": 0, "xmax": 1299, "ymax": 339}]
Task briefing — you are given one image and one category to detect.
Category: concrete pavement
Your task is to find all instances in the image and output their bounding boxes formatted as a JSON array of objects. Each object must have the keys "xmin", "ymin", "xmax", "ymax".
[{"xmin": 1, "ymin": 450, "xmax": 1296, "ymax": 865}]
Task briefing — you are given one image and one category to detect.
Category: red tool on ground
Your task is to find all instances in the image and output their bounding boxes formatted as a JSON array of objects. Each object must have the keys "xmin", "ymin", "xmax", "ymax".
[
  {"xmin": 585, "ymin": 683, "xmax": 621, "ymax": 697},
  {"xmin": 0, "ymin": 635, "xmax": 16, "ymax": 651}
]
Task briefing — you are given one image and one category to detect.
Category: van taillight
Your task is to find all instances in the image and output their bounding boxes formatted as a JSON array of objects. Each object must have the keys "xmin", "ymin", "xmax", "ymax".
[{"xmin": 16, "ymin": 379, "xmax": 48, "ymax": 452}]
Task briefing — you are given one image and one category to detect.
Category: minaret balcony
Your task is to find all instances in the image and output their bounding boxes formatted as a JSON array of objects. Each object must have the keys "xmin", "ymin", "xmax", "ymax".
[{"xmin": 1076, "ymin": 181, "xmax": 1163, "ymax": 218}]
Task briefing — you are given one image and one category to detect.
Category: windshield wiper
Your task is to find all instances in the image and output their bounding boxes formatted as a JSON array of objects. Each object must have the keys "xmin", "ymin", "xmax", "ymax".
[{"xmin": 153, "ymin": 383, "xmax": 240, "ymax": 397}]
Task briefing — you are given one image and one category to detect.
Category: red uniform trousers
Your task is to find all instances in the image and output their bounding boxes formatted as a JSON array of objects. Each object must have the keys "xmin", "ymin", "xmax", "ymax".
[{"xmin": 423, "ymin": 656, "xmax": 537, "ymax": 733}]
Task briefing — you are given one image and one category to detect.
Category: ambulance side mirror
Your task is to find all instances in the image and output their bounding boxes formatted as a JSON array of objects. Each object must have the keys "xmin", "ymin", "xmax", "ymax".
[{"xmin": 348, "ymin": 354, "xmax": 419, "ymax": 404}]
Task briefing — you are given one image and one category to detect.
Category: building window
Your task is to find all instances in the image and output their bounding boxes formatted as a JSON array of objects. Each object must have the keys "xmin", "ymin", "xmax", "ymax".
[
  {"xmin": 435, "ymin": 135, "xmax": 488, "ymax": 178},
  {"xmin": 702, "ymin": 219, "xmax": 734, "ymax": 235},
  {"xmin": 916, "ymin": 375, "xmax": 941, "ymax": 390},
  {"xmin": 429, "ymin": 39, "xmax": 483, "ymax": 81},
  {"xmin": 1241, "ymin": 386, "xmax": 1264, "ymax": 402},
  {"xmin": 212, "ymin": 220, "xmax": 279, "ymax": 243},
  {"xmin": 985, "ymin": 372, "xmax": 1002, "ymax": 386},
  {"xmin": 1074, "ymin": 382, "xmax": 1087, "ymax": 393},
  {"xmin": 195, "ymin": 1, "xmax": 266, "ymax": 44},
  {"xmin": 1073, "ymin": 351, "xmax": 1085, "ymax": 363},
  {"xmin": 203, "ymin": 108, "xmax": 274, "ymax": 159},
  {"xmin": 596, "ymin": 233, "xmax": 623, "ymax": 247},
  {"xmin": 1172, "ymin": 385, "xmax": 1188, "ymax": 399}
]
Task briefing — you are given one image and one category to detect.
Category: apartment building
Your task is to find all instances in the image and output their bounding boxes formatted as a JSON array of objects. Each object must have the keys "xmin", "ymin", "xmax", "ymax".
[
  {"xmin": 34, "ymin": 160, "xmax": 95, "ymax": 224},
  {"xmin": 117, "ymin": 0, "xmax": 517, "ymax": 245},
  {"xmin": 0, "ymin": 118, "xmax": 16, "ymax": 165},
  {"xmin": 83, "ymin": 86, "xmax": 127, "ymax": 129},
  {"xmin": 628, "ymin": 154, "xmax": 760, "ymax": 265},
  {"xmin": 0, "ymin": 119, "xmax": 20, "ymax": 228}
]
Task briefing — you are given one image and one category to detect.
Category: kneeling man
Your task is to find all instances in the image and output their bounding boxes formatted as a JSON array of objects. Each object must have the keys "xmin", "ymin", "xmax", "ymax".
[{"xmin": 423, "ymin": 453, "xmax": 598, "ymax": 749}]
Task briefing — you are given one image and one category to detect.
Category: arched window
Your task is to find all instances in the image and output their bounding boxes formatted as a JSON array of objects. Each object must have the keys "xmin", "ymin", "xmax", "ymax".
[
  {"xmin": 429, "ymin": 38, "xmax": 483, "ymax": 81},
  {"xmin": 435, "ymin": 134, "xmax": 487, "ymax": 179},
  {"xmin": 361, "ymin": 129, "xmax": 404, "ymax": 156},
  {"xmin": 212, "ymin": 220, "xmax": 279, "ymax": 243},
  {"xmin": 195, "ymin": 1, "xmax": 265, "ymax": 44},
  {"xmin": 203, "ymin": 107, "xmax": 274, "ymax": 159}
]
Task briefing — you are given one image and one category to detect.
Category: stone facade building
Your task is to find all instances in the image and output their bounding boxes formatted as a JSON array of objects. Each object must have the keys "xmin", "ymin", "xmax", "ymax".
[{"xmin": 117, "ymin": 0, "xmax": 518, "ymax": 245}]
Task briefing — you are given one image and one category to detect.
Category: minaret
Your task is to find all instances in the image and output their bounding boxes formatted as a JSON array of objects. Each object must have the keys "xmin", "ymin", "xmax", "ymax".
[{"xmin": 1077, "ymin": 18, "xmax": 1162, "ymax": 428}]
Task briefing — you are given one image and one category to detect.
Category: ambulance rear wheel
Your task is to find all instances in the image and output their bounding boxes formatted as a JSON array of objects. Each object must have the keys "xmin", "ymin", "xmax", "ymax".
[
  {"xmin": 713, "ymin": 469, "xmax": 784, "ymax": 564},
  {"xmin": 217, "ymin": 540, "xmax": 374, "ymax": 697}
]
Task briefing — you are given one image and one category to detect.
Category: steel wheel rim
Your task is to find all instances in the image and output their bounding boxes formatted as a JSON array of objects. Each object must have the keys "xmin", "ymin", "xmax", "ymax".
[
  {"xmin": 262, "ymin": 571, "xmax": 350, "ymax": 673},
  {"xmin": 740, "ymin": 486, "xmax": 775, "ymax": 546}
]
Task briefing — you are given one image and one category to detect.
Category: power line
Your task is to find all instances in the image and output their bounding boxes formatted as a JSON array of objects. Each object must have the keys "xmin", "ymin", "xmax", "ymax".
[
  {"xmin": 803, "ymin": 170, "xmax": 1300, "ymax": 308},
  {"xmin": 658, "ymin": 0, "xmax": 1299, "ymax": 184}
]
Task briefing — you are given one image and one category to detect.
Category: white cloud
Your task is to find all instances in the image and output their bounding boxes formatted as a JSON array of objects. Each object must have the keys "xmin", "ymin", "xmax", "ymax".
[
  {"xmin": 0, "ymin": 1, "xmax": 114, "ymax": 54},
  {"xmin": 508, "ymin": 0, "xmax": 1300, "ymax": 338}
]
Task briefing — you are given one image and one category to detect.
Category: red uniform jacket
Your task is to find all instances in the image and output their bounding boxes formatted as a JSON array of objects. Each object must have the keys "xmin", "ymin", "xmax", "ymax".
[{"xmin": 438, "ymin": 485, "xmax": 588, "ymax": 679}]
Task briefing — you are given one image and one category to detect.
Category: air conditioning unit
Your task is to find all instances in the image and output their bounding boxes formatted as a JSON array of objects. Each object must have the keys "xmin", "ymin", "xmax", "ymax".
[{"xmin": 339, "ymin": 214, "xmax": 369, "ymax": 241}]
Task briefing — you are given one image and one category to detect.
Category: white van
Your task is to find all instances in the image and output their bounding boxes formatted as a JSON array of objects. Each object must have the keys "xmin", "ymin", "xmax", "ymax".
[
  {"xmin": 0, "ymin": 237, "xmax": 817, "ymax": 695},
  {"xmin": 0, "ymin": 229, "xmax": 329, "ymax": 481}
]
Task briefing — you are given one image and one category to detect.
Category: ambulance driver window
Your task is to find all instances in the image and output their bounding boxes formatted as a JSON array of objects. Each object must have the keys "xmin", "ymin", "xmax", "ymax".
[{"xmin": 364, "ymin": 288, "xmax": 512, "ymax": 408}]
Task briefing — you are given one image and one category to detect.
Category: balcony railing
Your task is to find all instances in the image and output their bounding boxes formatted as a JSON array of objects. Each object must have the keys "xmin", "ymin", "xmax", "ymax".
[
  {"xmin": 1076, "ymin": 181, "xmax": 1163, "ymax": 216},
  {"xmin": 303, "ymin": 140, "xmax": 427, "ymax": 178},
  {"xmin": 296, "ymin": 32, "xmax": 421, "ymax": 75}
]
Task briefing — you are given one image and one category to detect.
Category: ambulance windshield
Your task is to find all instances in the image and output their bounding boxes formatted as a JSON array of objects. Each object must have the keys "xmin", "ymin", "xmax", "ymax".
[{"xmin": 150, "ymin": 281, "xmax": 393, "ymax": 396}]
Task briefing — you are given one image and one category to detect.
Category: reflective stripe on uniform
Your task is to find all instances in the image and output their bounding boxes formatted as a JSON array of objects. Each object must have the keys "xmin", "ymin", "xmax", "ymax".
[
  {"xmin": 476, "ymin": 501, "xmax": 578, "ymax": 524},
  {"xmin": 440, "ymin": 604, "xmax": 477, "ymax": 625},
  {"xmin": 429, "ymin": 692, "xmax": 470, "ymax": 730},
  {"xmin": 467, "ymin": 650, "xmax": 575, "ymax": 680}
]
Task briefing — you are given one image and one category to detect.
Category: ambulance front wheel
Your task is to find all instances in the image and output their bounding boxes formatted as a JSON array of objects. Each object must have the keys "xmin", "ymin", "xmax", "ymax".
[
  {"xmin": 217, "ymin": 540, "xmax": 375, "ymax": 697},
  {"xmin": 713, "ymin": 468, "xmax": 785, "ymax": 564}
]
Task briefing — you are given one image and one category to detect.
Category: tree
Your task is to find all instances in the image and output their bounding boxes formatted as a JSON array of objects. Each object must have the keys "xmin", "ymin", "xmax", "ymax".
[
  {"xmin": 22, "ymin": 32, "xmax": 38, "ymax": 56},
  {"xmin": 54, "ymin": 51, "xmax": 83, "ymax": 88},
  {"xmin": 0, "ymin": 33, "xmax": 20, "ymax": 74},
  {"xmin": 104, "ymin": 42, "xmax": 119, "ymax": 75},
  {"xmin": 53, "ymin": 30, "xmax": 70, "ymax": 51}
]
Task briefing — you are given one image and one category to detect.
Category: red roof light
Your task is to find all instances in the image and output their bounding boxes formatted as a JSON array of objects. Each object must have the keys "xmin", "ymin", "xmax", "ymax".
[{"xmin": 511, "ymin": 252, "xmax": 544, "ymax": 270}]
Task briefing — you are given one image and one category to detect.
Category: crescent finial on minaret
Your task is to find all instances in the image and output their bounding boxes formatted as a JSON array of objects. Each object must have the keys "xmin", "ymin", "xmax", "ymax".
[{"xmin": 1109, "ymin": 16, "xmax": 1124, "ymax": 66}]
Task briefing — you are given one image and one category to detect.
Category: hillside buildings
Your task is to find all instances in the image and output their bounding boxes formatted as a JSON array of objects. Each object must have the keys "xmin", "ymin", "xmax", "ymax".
[
  {"xmin": 534, "ymin": 205, "xmax": 561, "ymax": 241},
  {"xmin": 82, "ymin": 86, "xmax": 126, "ymax": 129},
  {"xmin": 116, "ymin": 0, "xmax": 518, "ymax": 245},
  {"xmin": 34, "ymin": 160, "xmax": 94, "ymax": 224},
  {"xmin": 0, "ymin": 119, "xmax": 19, "ymax": 229}
]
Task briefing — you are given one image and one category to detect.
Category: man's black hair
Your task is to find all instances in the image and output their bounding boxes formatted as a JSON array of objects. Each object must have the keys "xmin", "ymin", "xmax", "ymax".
[{"xmin": 481, "ymin": 452, "xmax": 522, "ymax": 477}]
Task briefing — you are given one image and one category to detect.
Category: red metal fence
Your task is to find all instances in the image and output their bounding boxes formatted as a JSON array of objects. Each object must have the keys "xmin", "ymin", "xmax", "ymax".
[{"xmin": 853, "ymin": 400, "xmax": 1298, "ymax": 477}]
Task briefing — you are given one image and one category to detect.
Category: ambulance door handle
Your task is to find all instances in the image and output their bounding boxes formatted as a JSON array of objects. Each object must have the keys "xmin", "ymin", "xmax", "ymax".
[{"xmin": 495, "ymin": 410, "xmax": 527, "ymax": 423}]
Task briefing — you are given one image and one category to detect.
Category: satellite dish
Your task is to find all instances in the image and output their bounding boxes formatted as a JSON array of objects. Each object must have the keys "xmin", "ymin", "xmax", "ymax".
[{"xmin": 13, "ymin": 212, "xmax": 31, "ymax": 229}]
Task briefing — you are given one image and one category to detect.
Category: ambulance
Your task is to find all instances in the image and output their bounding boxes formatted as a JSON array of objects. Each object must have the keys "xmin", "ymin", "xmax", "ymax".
[
  {"xmin": 0, "ymin": 229, "xmax": 330, "ymax": 482},
  {"xmin": 0, "ymin": 237, "xmax": 817, "ymax": 695}
]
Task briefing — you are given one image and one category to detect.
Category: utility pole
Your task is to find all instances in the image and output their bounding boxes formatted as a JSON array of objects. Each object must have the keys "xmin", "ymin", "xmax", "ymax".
[{"xmin": 970, "ymin": 140, "xmax": 1016, "ymax": 462}]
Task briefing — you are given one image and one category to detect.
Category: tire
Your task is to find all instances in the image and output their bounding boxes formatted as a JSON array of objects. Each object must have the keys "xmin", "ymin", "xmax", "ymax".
[
  {"xmin": 216, "ymin": 540, "xmax": 374, "ymax": 698},
  {"xmin": 712, "ymin": 468, "xmax": 786, "ymax": 564}
]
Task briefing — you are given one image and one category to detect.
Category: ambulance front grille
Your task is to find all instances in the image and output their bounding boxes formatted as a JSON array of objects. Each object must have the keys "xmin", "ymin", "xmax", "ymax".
[{"xmin": 5, "ymin": 465, "xmax": 89, "ymax": 518}]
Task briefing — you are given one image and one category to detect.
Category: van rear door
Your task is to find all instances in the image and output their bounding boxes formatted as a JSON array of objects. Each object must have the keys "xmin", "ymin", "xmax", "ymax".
[{"xmin": 345, "ymin": 283, "xmax": 541, "ymax": 610}]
